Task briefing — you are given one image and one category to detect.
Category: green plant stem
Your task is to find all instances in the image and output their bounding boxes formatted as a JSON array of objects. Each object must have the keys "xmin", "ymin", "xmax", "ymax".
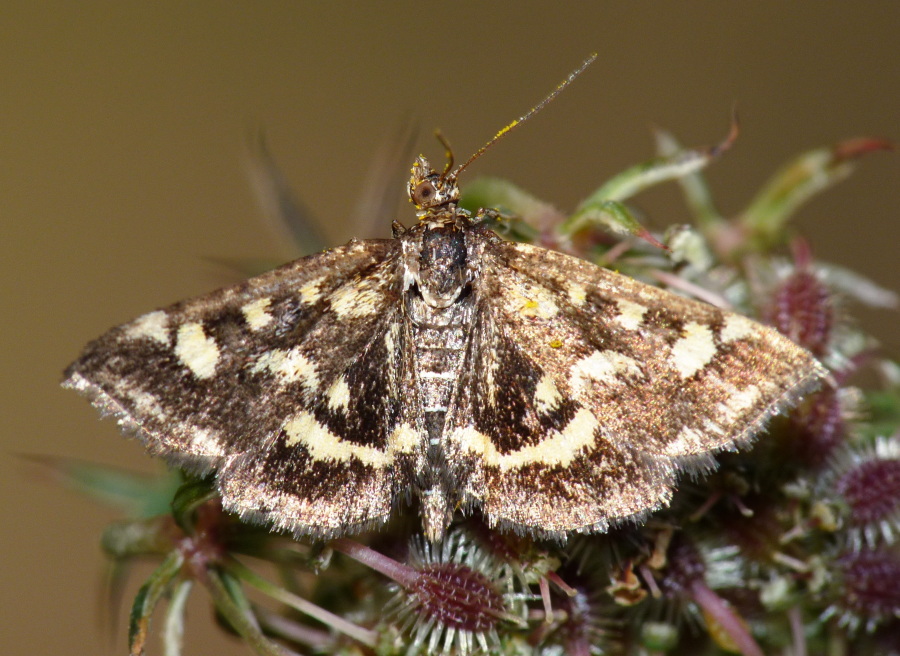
[
  {"xmin": 163, "ymin": 579, "xmax": 192, "ymax": 656},
  {"xmin": 129, "ymin": 550, "xmax": 184, "ymax": 656},
  {"xmin": 203, "ymin": 568, "xmax": 288, "ymax": 656},
  {"xmin": 229, "ymin": 558, "xmax": 378, "ymax": 648}
]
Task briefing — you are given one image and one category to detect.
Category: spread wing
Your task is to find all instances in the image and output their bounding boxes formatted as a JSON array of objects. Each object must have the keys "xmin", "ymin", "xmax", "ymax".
[
  {"xmin": 64, "ymin": 239, "xmax": 423, "ymax": 538},
  {"xmin": 444, "ymin": 239, "xmax": 826, "ymax": 538}
]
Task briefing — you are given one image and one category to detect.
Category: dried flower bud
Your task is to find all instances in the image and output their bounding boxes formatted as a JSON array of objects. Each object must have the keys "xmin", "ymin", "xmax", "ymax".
[{"xmin": 607, "ymin": 561, "xmax": 647, "ymax": 606}]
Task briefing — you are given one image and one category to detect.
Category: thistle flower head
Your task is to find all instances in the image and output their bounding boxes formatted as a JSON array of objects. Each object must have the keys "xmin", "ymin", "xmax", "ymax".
[
  {"xmin": 830, "ymin": 435, "xmax": 900, "ymax": 550},
  {"xmin": 789, "ymin": 386, "xmax": 849, "ymax": 468},
  {"xmin": 657, "ymin": 534, "xmax": 707, "ymax": 599},
  {"xmin": 719, "ymin": 495, "xmax": 784, "ymax": 564},
  {"xmin": 551, "ymin": 585, "xmax": 620, "ymax": 656},
  {"xmin": 535, "ymin": 535, "xmax": 624, "ymax": 655},
  {"xmin": 767, "ymin": 240, "xmax": 834, "ymax": 357},
  {"xmin": 388, "ymin": 530, "xmax": 511, "ymax": 655},
  {"xmin": 822, "ymin": 547, "xmax": 900, "ymax": 633},
  {"xmin": 634, "ymin": 532, "xmax": 763, "ymax": 655}
]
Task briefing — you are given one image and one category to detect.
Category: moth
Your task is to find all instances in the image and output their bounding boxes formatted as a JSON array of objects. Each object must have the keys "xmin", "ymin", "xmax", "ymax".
[{"xmin": 63, "ymin": 62, "xmax": 826, "ymax": 543}]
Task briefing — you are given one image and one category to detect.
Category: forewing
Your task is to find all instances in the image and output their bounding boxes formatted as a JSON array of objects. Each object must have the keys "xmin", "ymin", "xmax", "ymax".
[
  {"xmin": 64, "ymin": 239, "xmax": 422, "ymax": 536},
  {"xmin": 445, "ymin": 239, "xmax": 825, "ymax": 537},
  {"xmin": 218, "ymin": 308, "xmax": 424, "ymax": 538}
]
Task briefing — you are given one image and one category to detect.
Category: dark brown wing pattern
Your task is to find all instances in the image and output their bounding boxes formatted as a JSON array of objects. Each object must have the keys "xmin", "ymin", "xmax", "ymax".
[{"xmin": 443, "ymin": 240, "xmax": 825, "ymax": 538}]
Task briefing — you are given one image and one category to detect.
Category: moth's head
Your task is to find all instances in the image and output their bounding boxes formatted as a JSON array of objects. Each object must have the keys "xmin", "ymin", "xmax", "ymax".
[
  {"xmin": 408, "ymin": 156, "xmax": 460, "ymax": 212},
  {"xmin": 406, "ymin": 54, "xmax": 597, "ymax": 220}
]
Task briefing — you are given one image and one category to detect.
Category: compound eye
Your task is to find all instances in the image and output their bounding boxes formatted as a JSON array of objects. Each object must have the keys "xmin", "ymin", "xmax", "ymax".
[{"xmin": 412, "ymin": 180, "xmax": 438, "ymax": 207}]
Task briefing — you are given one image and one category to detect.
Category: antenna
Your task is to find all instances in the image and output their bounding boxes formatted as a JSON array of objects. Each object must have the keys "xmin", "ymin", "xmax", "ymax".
[
  {"xmin": 451, "ymin": 53, "xmax": 598, "ymax": 179},
  {"xmin": 435, "ymin": 131, "xmax": 454, "ymax": 178}
]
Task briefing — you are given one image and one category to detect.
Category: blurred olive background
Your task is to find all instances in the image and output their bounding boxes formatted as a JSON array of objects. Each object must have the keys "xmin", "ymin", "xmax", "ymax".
[{"xmin": 2, "ymin": 3, "xmax": 898, "ymax": 654}]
